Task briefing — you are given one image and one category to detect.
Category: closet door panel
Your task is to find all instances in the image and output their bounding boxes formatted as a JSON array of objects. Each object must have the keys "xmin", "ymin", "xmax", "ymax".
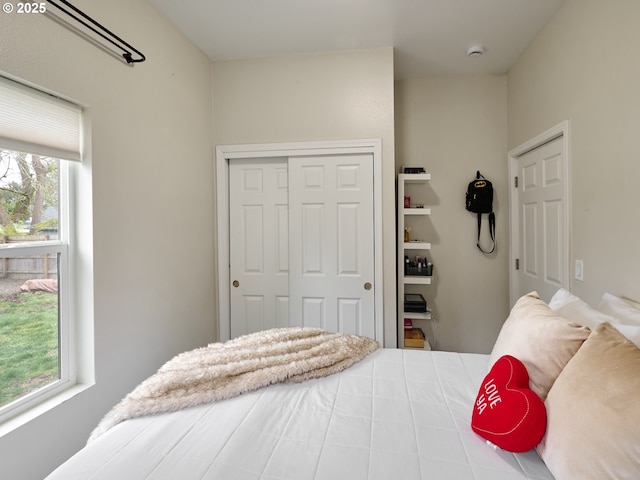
[
  {"xmin": 289, "ymin": 154, "xmax": 375, "ymax": 339},
  {"xmin": 229, "ymin": 158, "xmax": 289, "ymax": 337}
]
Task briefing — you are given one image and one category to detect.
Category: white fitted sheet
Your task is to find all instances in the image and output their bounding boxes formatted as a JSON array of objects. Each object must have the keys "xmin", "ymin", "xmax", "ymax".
[{"xmin": 46, "ymin": 349, "xmax": 553, "ymax": 479}]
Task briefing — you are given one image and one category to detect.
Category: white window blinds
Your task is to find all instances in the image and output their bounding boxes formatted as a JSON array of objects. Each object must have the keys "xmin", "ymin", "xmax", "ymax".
[{"xmin": 0, "ymin": 75, "xmax": 82, "ymax": 161}]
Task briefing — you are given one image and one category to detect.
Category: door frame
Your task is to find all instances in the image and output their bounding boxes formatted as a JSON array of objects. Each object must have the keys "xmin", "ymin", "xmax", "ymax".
[
  {"xmin": 508, "ymin": 121, "xmax": 571, "ymax": 306},
  {"xmin": 215, "ymin": 139, "xmax": 384, "ymax": 343}
]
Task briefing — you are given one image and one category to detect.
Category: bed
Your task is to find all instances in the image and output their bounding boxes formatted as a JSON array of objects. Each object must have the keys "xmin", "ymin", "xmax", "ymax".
[{"xmin": 46, "ymin": 291, "xmax": 640, "ymax": 480}]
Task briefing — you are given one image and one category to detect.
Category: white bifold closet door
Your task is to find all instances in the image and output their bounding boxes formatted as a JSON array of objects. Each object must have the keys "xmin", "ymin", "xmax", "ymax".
[{"xmin": 229, "ymin": 154, "xmax": 375, "ymax": 340}]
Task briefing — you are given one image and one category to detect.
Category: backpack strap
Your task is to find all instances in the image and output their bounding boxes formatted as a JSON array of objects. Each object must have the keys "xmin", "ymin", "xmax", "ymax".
[{"xmin": 476, "ymin": 211, "xmax": 496, "ymax": 255}]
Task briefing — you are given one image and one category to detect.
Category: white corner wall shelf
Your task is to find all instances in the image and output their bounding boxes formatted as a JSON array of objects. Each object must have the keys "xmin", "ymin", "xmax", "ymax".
[{"xmin": 397, "ymin": 172, "xmax": 434, "ymax": 349}]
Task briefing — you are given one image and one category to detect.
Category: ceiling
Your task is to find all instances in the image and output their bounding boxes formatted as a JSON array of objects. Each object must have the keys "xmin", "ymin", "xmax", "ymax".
[{"xmin": 149, "ymin": 0, "xmax": 565, "ymax": 79}]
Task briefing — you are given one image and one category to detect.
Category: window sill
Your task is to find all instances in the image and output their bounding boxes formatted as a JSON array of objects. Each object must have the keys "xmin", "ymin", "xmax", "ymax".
[{"xmin": 0, "ymin": 382, "xmax": 94, "ymax": 438}]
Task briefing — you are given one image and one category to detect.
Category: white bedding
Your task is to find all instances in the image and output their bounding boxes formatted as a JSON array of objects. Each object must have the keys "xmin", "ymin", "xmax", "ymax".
[{"xmin": 46, "ymin": 349, "xmax": 553, "ymax": 479}]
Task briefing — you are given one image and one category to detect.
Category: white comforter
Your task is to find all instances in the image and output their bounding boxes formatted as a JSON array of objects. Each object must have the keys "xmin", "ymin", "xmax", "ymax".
[{"xmin": 46, "ymin": 349, "xmax": 553, "ymax": 479}]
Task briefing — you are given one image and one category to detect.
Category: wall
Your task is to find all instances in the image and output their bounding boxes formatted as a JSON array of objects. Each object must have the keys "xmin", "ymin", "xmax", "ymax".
[
  {"xmin": 0, "ymin": 1, "xmax": 216, "ymax": 478},
  {"xmin": 395, "ymin": 76, "xmax": 509, "ymax": 353},
  {"xmin": 508, "ymin": 0, "xmax": 640, "ymax": 305},
  {"xmin": 212, "ymin": 49, "xmax": 398, "ymax": 346}
]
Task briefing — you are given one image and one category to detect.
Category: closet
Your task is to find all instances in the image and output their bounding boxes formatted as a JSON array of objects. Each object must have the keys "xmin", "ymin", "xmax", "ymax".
[{"xmin": 217, "ymin": 141, "xmax": 383, "ymax": 343}]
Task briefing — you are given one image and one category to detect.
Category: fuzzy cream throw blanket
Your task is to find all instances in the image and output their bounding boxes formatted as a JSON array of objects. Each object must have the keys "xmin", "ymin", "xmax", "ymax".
[{"xmin": 89, "ymin": 327, "xmax": 378, "ymax": 442}]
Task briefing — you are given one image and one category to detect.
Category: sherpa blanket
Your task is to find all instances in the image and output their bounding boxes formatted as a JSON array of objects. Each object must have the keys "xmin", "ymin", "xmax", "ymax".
[{"xmin": 88, "ymin": 327, "xmax": 378, "ymax": 442}]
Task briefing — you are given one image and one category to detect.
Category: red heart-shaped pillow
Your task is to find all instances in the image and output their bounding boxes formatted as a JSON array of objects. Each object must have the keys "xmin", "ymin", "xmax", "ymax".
[{"xmin": 471, "ymin": 355, "xmax": 546, "ymax": 452}]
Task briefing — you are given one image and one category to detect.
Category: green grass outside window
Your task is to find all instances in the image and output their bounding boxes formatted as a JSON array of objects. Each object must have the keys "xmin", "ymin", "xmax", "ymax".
[{"xmin": 0, "ymin": 291, "xmax": 59, "ymax": 407}]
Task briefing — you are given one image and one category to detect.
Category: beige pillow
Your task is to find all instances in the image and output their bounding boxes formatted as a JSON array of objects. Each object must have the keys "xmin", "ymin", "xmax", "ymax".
[
  {"xmin": 537, "ymin": 323, "xmax": 640, "ymax": 479},
  {"xmin": 489, "ymin": 292, "xmax": 590, "ymax": 400}
]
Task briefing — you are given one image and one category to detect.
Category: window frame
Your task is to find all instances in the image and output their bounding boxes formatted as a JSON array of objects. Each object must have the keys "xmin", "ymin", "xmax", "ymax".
[
  {"xmin": 0, "ymin": 159, "xmax": 74, "ymax": 422},
  {"xmin": 0, "ymin": 74, "xmax": 92, "ymax": 430}
]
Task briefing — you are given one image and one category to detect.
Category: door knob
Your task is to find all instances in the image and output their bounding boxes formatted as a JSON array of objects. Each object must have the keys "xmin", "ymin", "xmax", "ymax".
[
  {"xmin": 233, "ymin": 280, "xmax": 239, "ymax": 287},
  {"xmin": 364, "ymin": 282, "xmax": 372, "ymax": 290}
]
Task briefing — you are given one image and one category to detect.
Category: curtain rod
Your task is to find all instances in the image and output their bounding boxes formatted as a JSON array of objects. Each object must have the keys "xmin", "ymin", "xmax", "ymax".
[{"xmin": 45, "ymin": 0, "xmax": 146, "ymax": 64}]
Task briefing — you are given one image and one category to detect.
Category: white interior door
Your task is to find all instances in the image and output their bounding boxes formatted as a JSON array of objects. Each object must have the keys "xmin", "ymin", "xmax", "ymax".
[
  {"xmin": 512, "ymin": 135, "xmax": 568, "ymax": 303},
  {"xmin": 229, "ymin": 158, "xmax": 289, "ymax": 337},
  {"xmin": 288, "ymin": 154, "xmax": 375, "ymax": 338}
]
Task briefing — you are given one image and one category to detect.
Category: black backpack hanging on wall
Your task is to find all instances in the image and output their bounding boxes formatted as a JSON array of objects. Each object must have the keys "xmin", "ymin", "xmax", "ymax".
[{"xmin": 466, "ymin": 171, "xmax": 496, "ymax": 254}]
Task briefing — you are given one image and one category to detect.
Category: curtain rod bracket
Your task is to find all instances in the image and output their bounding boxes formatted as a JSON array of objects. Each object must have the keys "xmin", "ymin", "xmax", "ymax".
[{"xmin": 45, "ymin": 0, "xmax": 146, "ymax": 65}]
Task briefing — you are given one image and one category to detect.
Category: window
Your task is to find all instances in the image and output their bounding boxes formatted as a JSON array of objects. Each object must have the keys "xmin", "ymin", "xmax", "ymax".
[{"xmin": 0, "ymin": 75, "xmax": 86, "ymax": 423}]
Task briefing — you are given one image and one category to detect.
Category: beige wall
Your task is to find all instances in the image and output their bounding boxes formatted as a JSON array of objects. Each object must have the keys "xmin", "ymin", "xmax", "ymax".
[
  {"xmin": 212, "ymin": 49, "xmax": 398, "ymax": 346},
  {"xmin": 395, "ymin": 76, "xmax": 509, "ymax": 353},
  {"xmin": 0, "ymin": 1, "xmax": 216, "ymax": 478},
  {"xmin": 508, "ymin": 0, "xmax": 640, "ymax": 305}
]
